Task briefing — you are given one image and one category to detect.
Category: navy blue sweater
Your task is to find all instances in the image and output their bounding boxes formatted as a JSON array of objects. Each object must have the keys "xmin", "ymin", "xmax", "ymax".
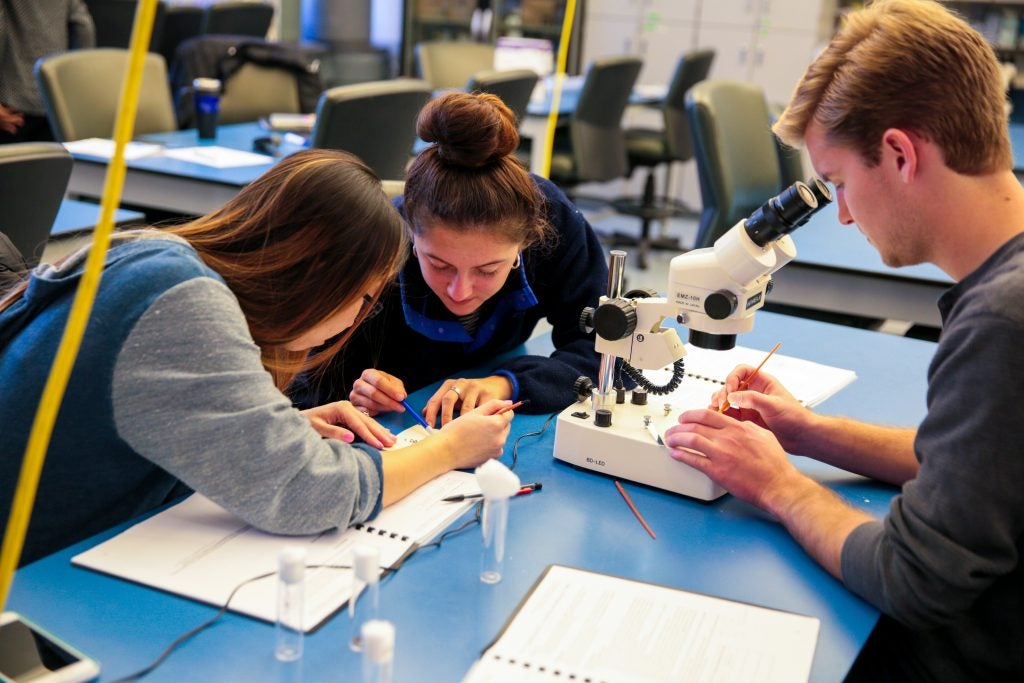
[{"xmin": 295, "ymin": 177, "xmax": 607, "ymax": 413}]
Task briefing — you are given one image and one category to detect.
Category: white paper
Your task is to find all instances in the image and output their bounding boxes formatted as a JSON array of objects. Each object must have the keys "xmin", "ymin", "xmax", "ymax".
[
  {"xmin": 645, "ymin": 343, "xmax": 857, "ymax": 409},
  {"xmin": 72, "ymin": 471, "xmax": 479, "ymax": 631},
  {"xmin": 464, "ymin": 566, "xmax": 819, "ymax": 683},
  {"xmin": 162, "ymin": 145, "xmax": 274, "ymax": 168},
  {"xmin": 63, "ymin": 138, "xmax": 164, "ymax": 160}
]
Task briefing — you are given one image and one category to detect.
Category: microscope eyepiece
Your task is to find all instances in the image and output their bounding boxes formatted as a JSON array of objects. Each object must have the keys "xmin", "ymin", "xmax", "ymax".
[{"xmin": 743, "ymin": 181, "xmax": 820, "ymax": 246}]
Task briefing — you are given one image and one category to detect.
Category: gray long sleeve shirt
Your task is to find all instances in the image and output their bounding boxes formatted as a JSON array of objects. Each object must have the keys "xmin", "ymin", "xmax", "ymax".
[
  {"xmin": 1, "ymin": 236, "xmax": 382, "ymax": 564},
  {"xmin": 841, "ymin": 232, "xmax": 1024, "ymax": 680}
]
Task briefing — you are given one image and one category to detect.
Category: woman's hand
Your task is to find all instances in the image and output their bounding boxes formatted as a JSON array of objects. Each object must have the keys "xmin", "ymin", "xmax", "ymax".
[
  {"xmin": 301, "ymin": 401, "xmax": 397, "ymax": 450},
  {"xmin": 424, "ymin": 375, "xmax": 514, "ymax": 427},
  {"xmin": 349, "ymin": 369, "xmax": 409, "ymax": 417},
  {"xmin": 433, "ymin": 399, "xmax": 514, "ymax": 469}
]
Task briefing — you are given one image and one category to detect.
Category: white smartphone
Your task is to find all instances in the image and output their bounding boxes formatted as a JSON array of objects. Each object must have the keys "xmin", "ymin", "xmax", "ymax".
[{"xmin": 0, "ymin": 612, "xmax": 99, "ymax": 683}]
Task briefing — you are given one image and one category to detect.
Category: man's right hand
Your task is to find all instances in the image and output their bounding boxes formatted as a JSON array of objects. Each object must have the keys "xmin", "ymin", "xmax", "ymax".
[
  {"xmin": 0, "ymin": 104, "xmax": 25, "ymax": 135},
  {"xmin": 710, "ymin": 366, "xmax": 814, "ymax": 456},
  {"xmin": 349, "ymin": 368, "xmax": 408, "ymax": 416}
]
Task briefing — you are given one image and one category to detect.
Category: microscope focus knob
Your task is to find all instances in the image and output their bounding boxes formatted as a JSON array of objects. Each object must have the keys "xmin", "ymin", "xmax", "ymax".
[
  {"xmin": 704, "ymin": 290, "xmax": 738, "ymax": 320},
  {"xmin": 573, "ymin": 376, "xmax": 594, "ymax": 401},
  {"xmin": 579, "ymin": 308, "xmax": 595, "ymax": 334},
  {"xmin": 593, "ymin": 300, "xmax": 637, "ymax": 340}
]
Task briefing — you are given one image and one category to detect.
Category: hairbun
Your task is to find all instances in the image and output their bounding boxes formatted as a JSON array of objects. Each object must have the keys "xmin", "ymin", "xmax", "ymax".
[{"xmin": 417, "ymin": 92, "xmax": 519, "ymax": 168}]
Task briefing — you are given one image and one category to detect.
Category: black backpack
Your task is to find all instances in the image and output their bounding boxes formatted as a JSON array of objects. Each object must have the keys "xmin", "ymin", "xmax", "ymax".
[{"xmin": 170, "ymin": 35, "xmax": 323, "ymax": 128}]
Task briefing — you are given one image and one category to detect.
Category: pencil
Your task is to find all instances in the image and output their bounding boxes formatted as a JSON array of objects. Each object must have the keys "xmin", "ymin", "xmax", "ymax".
[
  {"xmin": 399, "ymin": 398, "xmax": 434, "ymax": 433},
  {"xmin": 614, "ymin": 480, "xmax": 656, "ymax": 540},
  {"xmin": 719, "ymin": 341, "xmax": 781, "ymax": 413},
  {"xmin": 497, "ymin": 399, "xmax": 529, "ymax": 415}
]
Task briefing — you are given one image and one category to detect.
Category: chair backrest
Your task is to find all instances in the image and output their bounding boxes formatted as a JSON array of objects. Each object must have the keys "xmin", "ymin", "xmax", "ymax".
[
  {"xmin": 158, "ymin": 4, "xmax": 205, "ymax": 67},
  {"xmin": 568, "ymin": 55, "xmax": 643, "ymax": 183},
  {"xmin": 663, "ymin": 49, "xmax": 715, "ymax": 163},
  {"xmin": 686, "ymin": 80, "xmax": 782, "ymax": 249},
  {"xmin": 169, "ymin": 35, "xmax": 322, "ymax": 127},
  {"xmin": 35, "ymin": 49, "xmax": 177, "ymax": 142},
  {"xmin": 86, "ymin": 0, "xmax": 167, "ymax": 51},
  {"xmin": 0, "ymin": 143, "xmax": 73, "ymax": 267},
  {"xmin": 465, "ymin": 68, "xmax": 538, "ymax": 122},
  {"xmin": 415, "ymin": 41, "xmax": 495, "ymax": 90},
  {"xmin": 311, "ymin": 80, "xmax": 432, "ymax": 180},
  {"xmin": 202, "ymin": 1, "xmax": 274, "ymax": 38}
]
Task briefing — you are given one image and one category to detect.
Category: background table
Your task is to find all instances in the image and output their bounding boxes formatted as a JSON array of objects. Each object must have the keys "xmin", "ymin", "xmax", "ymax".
[
  {"xmin": 770, "ymin": 201, "xmax": 953, "ymax": 330},
  {"xmin": 8, "ymin": 312, "xmax": 934, "ymax": 682}
]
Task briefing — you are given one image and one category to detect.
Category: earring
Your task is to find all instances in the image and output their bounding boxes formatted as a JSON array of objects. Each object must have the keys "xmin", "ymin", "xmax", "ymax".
[{"xmin": 512, "ymin": 253, "xmax": 521, "ymax": 269}]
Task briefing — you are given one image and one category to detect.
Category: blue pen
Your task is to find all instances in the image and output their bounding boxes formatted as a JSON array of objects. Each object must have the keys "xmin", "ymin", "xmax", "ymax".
[{"xmin": 400, "ymin": 398, "xmax": 435, "ymax": 433}]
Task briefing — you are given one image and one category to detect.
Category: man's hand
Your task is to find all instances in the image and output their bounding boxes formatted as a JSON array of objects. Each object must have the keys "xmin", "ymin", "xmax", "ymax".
[
  {"xmin": 710, "ymin": 366, "xmax": 814, "ymax": 455},
  {"xmin": 0, "ymin": 104, "xmax": 25, "ymax": 135}
]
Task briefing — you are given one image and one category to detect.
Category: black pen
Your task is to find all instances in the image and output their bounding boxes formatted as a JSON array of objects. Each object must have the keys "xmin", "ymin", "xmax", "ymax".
[{"xmin": 442, "ymin": 482, "xmax": 543, "ymax": 502}]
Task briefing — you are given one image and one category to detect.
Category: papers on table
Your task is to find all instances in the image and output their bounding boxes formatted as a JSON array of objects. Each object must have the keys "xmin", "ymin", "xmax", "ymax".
[
  {"xmin": 63, "ymin": 138, "xmax": 274, "ymax": 168},
  {"xmin": 161, "ymin": 145, "xmax": 274, "ymax": 168},
  {"xmin": 63, "ymin": 138, "xmax": 164, "ymax": 160},
  {"xmin": 72, "ymin": 471, "xmax": 479, "ymax": 632},
  {"xmin": 464, "ymin": 565, "xmax": 820, "ymax": 683}
]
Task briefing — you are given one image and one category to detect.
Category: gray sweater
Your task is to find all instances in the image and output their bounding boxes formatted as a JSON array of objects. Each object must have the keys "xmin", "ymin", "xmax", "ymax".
[
  {"xmin": 1, "ymin": 236, "xmax": 382, "ymax": 564},
  {"xmin": 841, "ymin": 233, "xmax": 1024, "ymax": 680}
]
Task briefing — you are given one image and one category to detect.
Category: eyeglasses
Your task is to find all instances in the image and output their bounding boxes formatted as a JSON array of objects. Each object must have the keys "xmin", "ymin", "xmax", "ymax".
[{"xmin": 361, "ymin": 293, "xmax": 383, "ymax": 320}]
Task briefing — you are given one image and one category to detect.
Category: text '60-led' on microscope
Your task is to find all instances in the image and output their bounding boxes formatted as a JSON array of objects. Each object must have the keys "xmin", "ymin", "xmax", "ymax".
[{"xmin": 553, "ymin": 179, "xmax": 833, "ymax": 500}]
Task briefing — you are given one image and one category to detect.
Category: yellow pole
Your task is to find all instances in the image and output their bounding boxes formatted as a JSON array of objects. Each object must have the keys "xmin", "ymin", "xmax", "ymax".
[
  {"xmin": 538, "ymin": 0, "xmax": 579, "ymax": 179},
  {"xmin": 0, "ymin": 0, "xmax": 160, "ymax": 610}
]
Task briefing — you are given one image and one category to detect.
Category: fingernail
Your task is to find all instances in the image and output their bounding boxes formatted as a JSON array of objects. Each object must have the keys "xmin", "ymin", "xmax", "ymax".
[{"xmin": 343, "ymin": 433, "xmax": 354, "ymax": 443}]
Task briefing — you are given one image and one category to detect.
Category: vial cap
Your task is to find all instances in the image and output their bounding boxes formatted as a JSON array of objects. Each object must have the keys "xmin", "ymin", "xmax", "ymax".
[
  {"xmin": 353, "ymin": 544, "xmax": 380, "ymax": 583},
  {"xmin": 361, "ymin": 619, "xmax": 395, "ymax": 663},
  {"xmin": 475, "ymin": 459, "xmax": 521, "ymax": 500},
  {"xmin": 278, "ymin": 546, "xmax": 306, "ymax": 584}
]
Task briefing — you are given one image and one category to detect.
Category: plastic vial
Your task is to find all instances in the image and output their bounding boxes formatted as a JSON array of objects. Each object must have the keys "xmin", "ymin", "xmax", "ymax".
[
  {"xmin": 349, "ymin": 544, "xmax": 380, "ymax": 652},
  {"xmin": 275, "ymin": 546, "xmax": 306, "ymax": 662},
  {"xmin": 480, "ymin": 495, "xmax": 509, "ymax": 584},
  {"xmin": 360, "ymin": 620, "xmax": 394, "ymax": 683}
]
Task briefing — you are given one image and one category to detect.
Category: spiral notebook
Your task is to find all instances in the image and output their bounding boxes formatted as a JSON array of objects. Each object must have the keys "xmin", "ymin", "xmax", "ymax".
[
  {"xmin": 647, "ymin": 343, "xmax": 857, "ymax": 410},
  {"xmin": 463, "ymin": 565, "xmax": 820, "ymax": 683},
  {"xmin": 72, "ymin": 468, "xmax": 478, "ymax": 632}
]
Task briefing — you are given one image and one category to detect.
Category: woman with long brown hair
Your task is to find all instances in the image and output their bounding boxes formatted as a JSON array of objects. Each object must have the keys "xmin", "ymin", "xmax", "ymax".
[{"xmin": 0, "ymin": 149, "xmax": 512, "ymax": 565}]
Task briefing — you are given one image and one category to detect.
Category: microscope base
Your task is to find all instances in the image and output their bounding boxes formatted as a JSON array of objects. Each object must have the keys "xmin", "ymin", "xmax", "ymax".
[{"xmin": 552, "ymin": 403, "xmax": 726, "ymax": 501}]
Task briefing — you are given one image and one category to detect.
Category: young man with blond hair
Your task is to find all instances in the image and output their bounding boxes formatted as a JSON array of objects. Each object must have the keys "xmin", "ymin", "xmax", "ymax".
[{"xmin": 665, "ymin": 0, "xmax": 1023, "ymax": 679}]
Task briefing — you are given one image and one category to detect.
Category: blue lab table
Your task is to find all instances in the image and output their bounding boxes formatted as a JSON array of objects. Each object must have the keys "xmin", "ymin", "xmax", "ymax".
[
  {"xmin": 50, "ymin": 199, "xmax": 145, "ymax": 237},
  {"xmin": 7, "ymin": 311, "xmax": 935, "ymax": 682}
]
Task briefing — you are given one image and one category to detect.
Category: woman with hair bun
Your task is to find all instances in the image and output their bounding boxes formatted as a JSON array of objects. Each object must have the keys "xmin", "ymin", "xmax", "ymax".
[{"xmin": 297, "ymin": 91, "xmax": 608, "ymax": 427}]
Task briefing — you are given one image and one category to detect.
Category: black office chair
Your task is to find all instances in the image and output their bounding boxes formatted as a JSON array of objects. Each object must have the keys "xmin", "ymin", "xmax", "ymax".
[
  {"xmin": 0, "ymin": 143, "xmax": 73, "ymax": 268},
  {"xmin": 466, "ymin": 69, "xmax": 538, "ymax": 123},
  {"xmin": 201, "ymin": 1, "xmax": 274, "ymax": 38},
  {"xmin": 610, "ymin": 49, "xmax": 715, "ymax": 268},
  {"xmin": 86, "ymin": 0, "xmax": 166, "ymax": 52},
  {"xmin": 158, "ymin": 4, "xmax": 204, "ymax": 69},
  {"xmin": 547, "ymin": 56, "xmax": 644, "ymax": 194},
  {"xmin": 311, "ymin": 80, "xmax": 432, "ymax": 181},
  {"xmin": 686, "ymin": 80, "xmax": 782, "ymax": 249}
]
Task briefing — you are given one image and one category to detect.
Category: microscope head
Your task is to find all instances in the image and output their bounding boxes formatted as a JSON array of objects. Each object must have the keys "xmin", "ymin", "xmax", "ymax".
[{"xmin": 669, "ymin": 180, "xmax": 831, "ymax": 350}]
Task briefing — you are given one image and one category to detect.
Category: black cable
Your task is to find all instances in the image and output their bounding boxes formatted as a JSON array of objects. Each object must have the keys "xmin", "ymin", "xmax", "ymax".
[
  {"xmin": 620, "ymin": 358, "xmax": 686, "ymax": 395},
  {"xmin": 108, "ymin": 564, "xmax": 351, "ymax": 683},
  {"xmin": 509, "ymin": 411, "xmax": 557, "ymax": 471}
]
